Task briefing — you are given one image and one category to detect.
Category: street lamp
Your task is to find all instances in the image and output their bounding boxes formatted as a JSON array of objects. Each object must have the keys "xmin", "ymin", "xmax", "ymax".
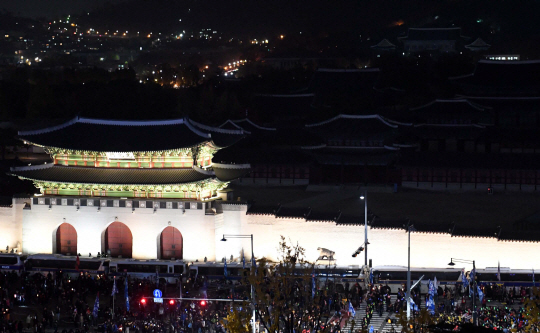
[
  {"xmin": 360, "ymin": 192, "xmax": 368, "ymax": 266},
  {"xmin": 448, "ymin": 258, "xmax": 477, "ymax": 326},
  {"xmin": 221, "ymin": 234, "xmax": 256, "ymax": 333},
  {"xmin": 404, "ymin": 222, "xmax": 416, "ymax": 320}
]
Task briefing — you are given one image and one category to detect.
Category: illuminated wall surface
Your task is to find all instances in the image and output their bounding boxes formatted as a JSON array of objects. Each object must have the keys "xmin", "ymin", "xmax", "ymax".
[{"xmin": 2, "ymin": 198, "xmax": 539, "ymax": 269}]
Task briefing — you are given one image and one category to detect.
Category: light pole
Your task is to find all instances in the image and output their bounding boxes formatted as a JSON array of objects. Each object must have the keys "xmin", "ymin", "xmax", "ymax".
[
  {"xmin": 360, "ymin": 192, "xmax": 368, "ymax": 266},
  {"xmin": 221, "ymin": 234, "xmax": 256, "ymax": 333},
  {"xmin": 448, "ymin": 258, "xmax": 476, "ymax": 326},
  {"xmin": 405, "ymin": 222, "xmax": 416, "ymax": 320}
]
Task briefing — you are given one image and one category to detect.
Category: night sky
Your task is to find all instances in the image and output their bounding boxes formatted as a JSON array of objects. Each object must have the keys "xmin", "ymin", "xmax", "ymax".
[{"xmin": 0, "ymin": 0, "xmax": 127, "ymax": 18}]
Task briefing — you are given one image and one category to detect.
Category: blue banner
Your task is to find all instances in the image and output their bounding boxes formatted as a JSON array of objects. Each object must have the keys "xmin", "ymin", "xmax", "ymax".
[
  {"xmin": 112, "ymin": 277, "xmax": 118, "ymax": 296},
  {"xmin": 125, "ymin": 278, "xmax": 130, "ymax": 312},
  {"xmin": 224, "ymin": 261, "xmax": 228, "ymax": 277},
  {"xmin": 92, "ymin": 293, "xmax": 100, "ymax": 318},
  {"xmin": 428, "ymin": 279, "xmax": 435, "ymax": 297},
  {"xmin": 349, "ymin": 302, "xmax": 356, "ymax": 317},
  {"xmin": 477, "ymin": 286, "xmax": 484, "ymax": 303},
  {"xmin": 462, "ymin": 269, "xmax": 469, "ymax": 287}
]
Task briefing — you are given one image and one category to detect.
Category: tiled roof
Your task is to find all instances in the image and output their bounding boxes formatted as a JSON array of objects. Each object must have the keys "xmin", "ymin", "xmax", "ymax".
[
  {"xmin": 212, "ymin": 163, "xmax": 251, "ymax": 181},
  {"xmin": 9, "ymin": 164, "xmax": 213, "ymax": 185},
  {"xmin": 18, "ymin": 117, "xmax": 244, "ymax": 152},
  {"xmin": 452, "ymin": 60, "xmax": 540, "ymax": 91},
  {"xmin": 400, "ymin": 28, "xmax": 466, "ymax": 41}
]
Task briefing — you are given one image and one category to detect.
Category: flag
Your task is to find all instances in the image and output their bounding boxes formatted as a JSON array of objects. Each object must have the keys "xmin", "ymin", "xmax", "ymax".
[
  {"xmin": 112, "ymin": 277, "xmax": 118, "ymax": 296},
  {"xmin": 497, "ymin": 261, "xmax": 501, "ymax": 282},
  {"xmin": 242, "ymin": 255, "xmax": 246, "ymax": 270},
  {"xmin": 76, "ymin": 254, "xmax": 80, "ymax": 271},
  {"xmin": 224, "ymin": 261, "xmax": 228, "ymax": 277},
  {"xmin": 251, "ymin": 256, "xmax": 256, "ymax": 269},
  {"xmin": 348, "ymin": 301, "xmax": 356, "ymax": 317},
  {"xmin": 92, "ymin": 293, "xmax": 99, "ymax": 318},
  {"xmin": 477, "ymin": 286, "xmax": 484, "ymax": 303},
  {"xmin": 409, "ymin": 297, "xmax": 419, "ymax": 312},
  {"xmin": 461, "ymin": 269, "xmax": 469, "ymax": 287},
  {"xmin": 470, "ymin": 268, "xmax": 476, "ymax": 282},
  {"xmin": 124, "ymin": 278, "xmax": 129, "ymax": 312},
  {"xmin": 369, "ymin": 268, "xmax": 373, "ymax": 284},
  {"xmin": 428, "ymin": 280, "xmax": 435, "ymax": 297},
  {"xmin": 311, "ymin": 269, "xmax": 316, "ymax": 299},
  {"xmin": 426, "ymin": 296, "xmax": 435, "ymax": 315}
]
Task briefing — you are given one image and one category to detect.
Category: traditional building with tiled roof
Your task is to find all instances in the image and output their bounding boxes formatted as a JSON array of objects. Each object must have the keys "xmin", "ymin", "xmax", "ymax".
[{"xmin": 11, "ymin": 116, "xmax": 249, "ymax": 199}]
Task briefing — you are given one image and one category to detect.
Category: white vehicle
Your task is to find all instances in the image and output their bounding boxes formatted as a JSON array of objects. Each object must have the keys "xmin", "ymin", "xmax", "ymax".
[
  {"xmin": 25, "ymin": 254, "xmax": 108, "ymax": 276},
  {"xmin": 0, "ymin": 253, "xmax": 26, "ymax": 274},
  {"xmin": 372, "ymin": 266, "xmax": 462, "ymax": 293},
  {"xmin": 109, "ymin": 258, "xmax": 187, "ymax": 284}
]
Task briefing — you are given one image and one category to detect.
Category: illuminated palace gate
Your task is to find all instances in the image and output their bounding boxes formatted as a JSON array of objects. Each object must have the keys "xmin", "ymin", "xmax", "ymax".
[
  {"xmin": 105, "ymin": 222, "xmax": 133, "ymax": 258},
  {"xmin": 56, "ymin": 223, "xmax": 77, "ymax": 255},
  {"xmin": 160, "ymin": 226, "xmax": 183, "ymax": 259}
]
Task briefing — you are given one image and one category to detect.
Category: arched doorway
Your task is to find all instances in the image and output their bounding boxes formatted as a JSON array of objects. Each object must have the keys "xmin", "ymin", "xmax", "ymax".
[
  {"xmin": 105, "ymin": 222, "xmax": 133, "ymax": 258},
  {"xmin": 160, "ymin": 227, "xmax": 183, "ymax": 259},
  {"xmin": 56, "ymin": 223, "xmax": 77, "ymax": 255}
]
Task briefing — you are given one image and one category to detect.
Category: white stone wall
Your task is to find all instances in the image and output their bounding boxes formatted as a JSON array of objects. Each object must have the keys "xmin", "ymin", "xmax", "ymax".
[
  {"xmin": 1, "ymin": 199, "xmax": 538, "ymax": 269},
  {"xmin": 0, "ymin": 198, "xmax": 27, "ymax": 251},
  {"xmin": 21, "ymin": 200, "xmax": 216, "ymax": 261},
  {"xmin": 221, "ymin": 206, "xmax": 540, "ymax": 269}
]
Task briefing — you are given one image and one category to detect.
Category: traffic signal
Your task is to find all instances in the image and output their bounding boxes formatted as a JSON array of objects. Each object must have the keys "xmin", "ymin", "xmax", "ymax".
[
  {"xmin": 352, "ymin": 246, "xmax": 364, "ymax": 258},
  {"xmin": 169, "ymin": 299, "xmax": 175, "ymax": 305},
  {"xmin": 200, "ymin": 300, "xmax": 206, "ymax": 306},
  {"xmin": 140, "ymin": 298, "xmax": 146, "ymax": 305}
]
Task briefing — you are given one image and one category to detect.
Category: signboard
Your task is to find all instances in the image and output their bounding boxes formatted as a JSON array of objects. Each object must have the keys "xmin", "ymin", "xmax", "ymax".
[
  {"xmin": 153, "ymin": 289, "xmax": 163, "ymax": 303},
  {"xmin": 105, "ymin": 152, "xmax": 135, "ymax": 160}
]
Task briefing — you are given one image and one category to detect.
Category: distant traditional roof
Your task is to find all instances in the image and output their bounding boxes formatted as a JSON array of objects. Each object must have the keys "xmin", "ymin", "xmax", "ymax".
[
  {"xmin": 9, "ymin": 164, "xmax": 214, "ymax": 185},
  {"xmin": 211, "ymin": 163, "xmax": 251, "ymax": 182},
  {"xmin": 399, "ymin": 27, "xmax": 468, "ymax": 41},
  {"xmin": 406, "ymin": 99, "xmax": 493, "ymax": 125},
  {"xmin": 450, "ymin": 60, "xmax": 540, "ymax": 95},
  {"xmin": 304, "ymin": 114, "xmax": 410, "ymax": 144},
  {"xmin": 18, "ymin": 117, "xmax": 245, "ymax": 152},
  {"xmin": 371, "ymin": 39, "xmax": 396, "ymax": 50},
  {"xmin": 399, "ymin": 151, "xmax": 540, "ymax": 169},
  {"xmin": 410, "ymin": 99, "xmax": 488, "ymax": 112},
  {"xmin": 220, "ymin": 118, "xmax": 277, "ymax": 133},
  {"xmin": 465, "ymin": 38, "xmax": 491, "ymax": 51}
]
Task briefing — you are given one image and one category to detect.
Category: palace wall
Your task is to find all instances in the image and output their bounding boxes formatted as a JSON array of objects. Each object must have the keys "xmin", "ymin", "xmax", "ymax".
[
  {"xmin": 221, "ymin": 205, "xmax": 540, "ymax": 269},
  {"xmin": 21, "ymin": 200, "xmax": 217, "ymax": 261},
  {"xmin": 0, "ymin": 198, "xmax": 27, "ymax": 251},
  {"xmin": 1, "ymin": 199, "xmax": 538, "ymax": 269}
]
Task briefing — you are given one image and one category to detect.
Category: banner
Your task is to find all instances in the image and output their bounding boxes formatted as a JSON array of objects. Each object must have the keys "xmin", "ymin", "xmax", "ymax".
[
  {"xmin": 125, "ymin": 278, "xmax": 130, "ymax": 312},
  {"xmin": 112, "ymin": 277, "xmax": 118, "ymax": 296},
  {"xmin": 92, "ymin": 293, "xmax": 100, "ymax": 318}
]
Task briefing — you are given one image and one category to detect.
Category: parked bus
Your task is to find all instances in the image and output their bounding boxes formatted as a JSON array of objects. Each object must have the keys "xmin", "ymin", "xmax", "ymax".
[
  {"xmin": 109, "ymin": 259, "xmax": 187, "ymax": 284},
  {"xmin": 0, "ymin": 254, "xmax": 26, "ymax": 274},
  {"xmin": 25, "ymin": 254, "xmax": 108, "ymax": 276}
]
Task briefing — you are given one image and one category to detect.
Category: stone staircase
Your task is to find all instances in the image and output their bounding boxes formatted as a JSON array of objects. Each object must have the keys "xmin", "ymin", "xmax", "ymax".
[
  {"xmin": 342, "ymin": 301, "xmax": 366, "ymax": 332},
  {"xmin": 343, "ymin": 295, "xmax": 427, "ymax": 333}
]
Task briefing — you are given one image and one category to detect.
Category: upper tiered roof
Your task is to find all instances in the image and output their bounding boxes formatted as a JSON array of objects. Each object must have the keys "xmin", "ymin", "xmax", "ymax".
[
  {"xmin": 451, "ymin": 60, "xmax": 540, "ymax": 96},
  {"xmin": 18, "ymin": 117, "xmax": 245, "ymax": 152},
  {"xmin": 399, "ymin": 27, "xmax": 467, "ymax": 41},
  {"xmin": 9, "ymin": 164, "xmax": 214, "ymax": 185}
]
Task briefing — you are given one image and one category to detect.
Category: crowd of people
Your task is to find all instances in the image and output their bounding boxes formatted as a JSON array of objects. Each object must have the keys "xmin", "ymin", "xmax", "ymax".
[{"xmin": 1, "ymin": 268, "xmax": 540, "ymax": 333}]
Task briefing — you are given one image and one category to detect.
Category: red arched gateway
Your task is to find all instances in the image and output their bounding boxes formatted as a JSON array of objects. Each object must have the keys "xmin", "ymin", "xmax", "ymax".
[
  {"xmin": 160, "ymin": 226, "xmax": 183, "ymax": 259},
  {"xmin": 56, "ymin": 223, "xmax": 77, "ymax": 255},
  {"xmin": 105, "ymin": 222, "xmax": 133, "ymax": 258}
]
